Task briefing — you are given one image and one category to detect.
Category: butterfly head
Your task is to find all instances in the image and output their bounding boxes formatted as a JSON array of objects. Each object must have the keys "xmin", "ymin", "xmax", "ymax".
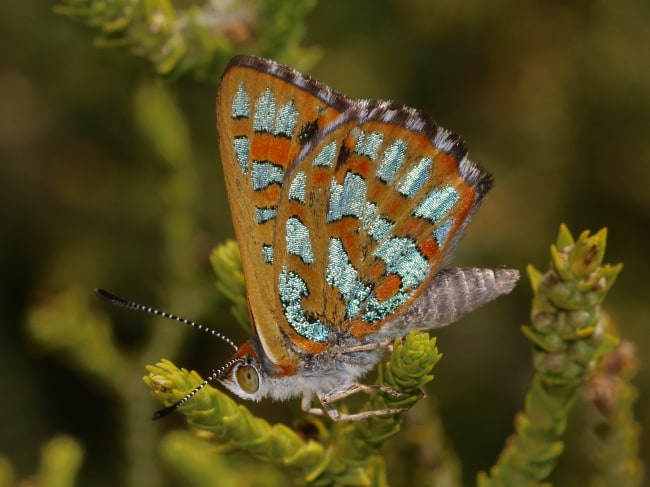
[
  {"xmin": 216, "ymin": 339, "xmax": 270, "ymax": 401},
  {"xmin": 217, "ymin": 337, "xmax": 307, "ymax": 402},
  {"xmin": 217, "ymin": 335, "xmax": 339, "ymax": 403}
]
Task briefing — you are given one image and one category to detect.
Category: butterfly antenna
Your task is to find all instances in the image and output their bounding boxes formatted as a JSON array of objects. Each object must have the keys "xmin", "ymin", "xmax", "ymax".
[
  {"xmin": 151, "ymin": 359, "xmax": 239, "ymax": 420},
  {"xmin": 94, "ymin": 288, "xmax": 239, "ymax": 351}
]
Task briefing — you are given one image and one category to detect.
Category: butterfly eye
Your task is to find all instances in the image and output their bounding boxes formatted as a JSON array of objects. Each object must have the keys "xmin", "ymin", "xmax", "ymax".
[{"xmin": 236, "ymin": 365, "xmax": 260, "ymax": 393}]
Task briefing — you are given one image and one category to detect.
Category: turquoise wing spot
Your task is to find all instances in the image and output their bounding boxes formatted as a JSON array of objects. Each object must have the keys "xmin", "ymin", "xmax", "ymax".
[
  {"xmin": 286, "ymin": 217, "xmax": 314, "ymax": 264},
  {"xmin": 414, "ymin": 185, "xmax": 459, "ymax": 224},
  {"xmin": 367, "ymin": 216, "xmax": 394, "ymax": 242},
  {"xmin": 255, "ymin": 207, "xmax": 277, "ymax": 224},
  {"xmin": 355, "ymin": 131, "xmax": 383, "ymax": 160},
  {"xmin": 278, "ymin": 267, "xmax": 329, "ymax": 342},
  {"xmin": 362, "ymin": 291, "xmax": 410, "ymax": 323},
  {"xmin": 233, "ymin": 136, "xmax": 249, "ymax": 174},
  {"xmin": 274, "ymin": 100, "xmax": 298, "ymax": 137},
  {"xmin": 362, "ymin": 201, "xmax": 377, "ymax": 228},
  {"xmin": 231, "ymin": 82, "xmax": 250, "ymax": 118},
  {"xmin": 253, "ymin": 88, "xmax": 276, "ymax": 133},
  {"xmin": 327, "ymin": 172, "xmax": 367, "ymax": 222},
  {"xmin": 288, "ymin": 171, "xmax": 307, "ymax": 203},
  {"xmin": 374, "ymin": 237, "xmax": 430, "ymax": 288},
  {"xmin": 433, "ymin": 218, "xmax": 454, "ymax": 246},
  {"xmin": 261, "ymin": 244, "xmax": 274, "ymax": 264},
  {"xmin": 326, "ymin": 238, "xmax": 372, "ymax": 319},
  {"xmin": 251, "ymin": 162, "xmax": 284, "ymax": 190},
  {"xmin": 376, "ymin": 139, "xmax": 407, "ymax": 182},
  {"xmin": 312, "ymin": 141, "xmax": 338, "ymax": 167},
  {"xmin": 397, "ymin": 156, "xmax": 432, "ymax": 197}
]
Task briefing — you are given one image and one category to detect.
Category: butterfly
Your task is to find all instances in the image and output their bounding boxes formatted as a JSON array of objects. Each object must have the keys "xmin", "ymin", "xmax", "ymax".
[{"xmin": 99, "ymin": 55, "xmax": 519, "ymax": 421}]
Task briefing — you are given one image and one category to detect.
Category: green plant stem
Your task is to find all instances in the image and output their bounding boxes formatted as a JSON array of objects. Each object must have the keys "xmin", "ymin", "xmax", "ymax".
[{"xmin": 478, "ymin": 225, "xmax": 622, "ymax": 487}]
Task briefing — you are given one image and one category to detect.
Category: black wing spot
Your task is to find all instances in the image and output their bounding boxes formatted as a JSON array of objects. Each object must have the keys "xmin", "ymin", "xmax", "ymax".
[
  {"xmin": 335, "ymin": 143, "xmax": 351, "ymax": 171},
  {"xmin": 298, "ymin": 119, "xmax": 319, "ymax": 144}
]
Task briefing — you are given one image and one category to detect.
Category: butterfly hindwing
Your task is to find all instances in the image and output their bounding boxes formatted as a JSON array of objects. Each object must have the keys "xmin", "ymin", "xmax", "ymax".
[{"xmin": 273, "ymin": 101, "xmax": 492, "ymax": 347}]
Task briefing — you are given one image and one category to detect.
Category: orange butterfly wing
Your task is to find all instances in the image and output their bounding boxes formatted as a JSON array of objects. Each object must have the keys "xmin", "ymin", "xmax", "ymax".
[
  {"xmin": 217, "ymin": 56, "xmax": 491, "ymax": 365},
  {"xmin": 217, "ymin": 56, "xmax": 352, "ymax": 367},
  {"xmin": 273, "ymin": 102, "xmax": 491, "ymax": 348}
]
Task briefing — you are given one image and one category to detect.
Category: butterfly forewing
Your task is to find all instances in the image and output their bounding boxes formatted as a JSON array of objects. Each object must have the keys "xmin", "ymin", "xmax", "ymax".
[{"xmin": 216, "ymin": 56, "xmax": 352, "ymax": 367}]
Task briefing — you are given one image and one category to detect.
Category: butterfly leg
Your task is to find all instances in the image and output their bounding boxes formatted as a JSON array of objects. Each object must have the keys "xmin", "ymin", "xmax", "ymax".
[
  {"xmin": 301, "ymin": 390, "xmax": 326, "ymax": 416},
  {"xmin": 320, "ymin": 386, "xmax": 409, "ymax": 421},
  {"xmin": 322, "ymin": 382, "xmax": 406, "ymax": 402},
  {"xmin": 302, "ymin": 384, "xmax": 408, "ymax": 421}
]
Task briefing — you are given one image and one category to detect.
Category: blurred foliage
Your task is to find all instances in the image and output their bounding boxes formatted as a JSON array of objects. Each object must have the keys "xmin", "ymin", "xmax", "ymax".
[
  {"xmin": 0, "ymin": 436, "xmax": 83, "ymax": 487},
  {"xmin": 586, "ymin": 338, "xmax": 643, "ymax": 487},
  {"xmin": 1, "ymin": 0, "xmax": 648, "ymax": 486},
  {"xmin": 55, "ymin": 0, "xmax": 320, "ymax": 79},
  {"xmin": 210, "ymin": 240, "xmax": 250, "ymax": 333}
]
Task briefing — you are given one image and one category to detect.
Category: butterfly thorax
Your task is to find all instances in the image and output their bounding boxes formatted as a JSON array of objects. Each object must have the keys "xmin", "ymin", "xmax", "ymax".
[{"xmin": 218, "ymin": 330, "xmax": 384, "ymax": 402}]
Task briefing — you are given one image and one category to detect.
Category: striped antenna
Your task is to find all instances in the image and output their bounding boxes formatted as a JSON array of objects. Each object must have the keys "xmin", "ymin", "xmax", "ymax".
[
  {"xmin": 151, "ymin": 358, "xmax": 240, "ymax": 420},
  {"xmin": 94, "ymin": 288, "xmax": 239, "ymax": 351}
]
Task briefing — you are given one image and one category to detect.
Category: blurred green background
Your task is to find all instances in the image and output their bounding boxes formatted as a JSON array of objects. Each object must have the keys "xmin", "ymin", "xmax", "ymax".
[{"xmin": 1, "ymin": 0, "xmax": 648, "ymax": 485}]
